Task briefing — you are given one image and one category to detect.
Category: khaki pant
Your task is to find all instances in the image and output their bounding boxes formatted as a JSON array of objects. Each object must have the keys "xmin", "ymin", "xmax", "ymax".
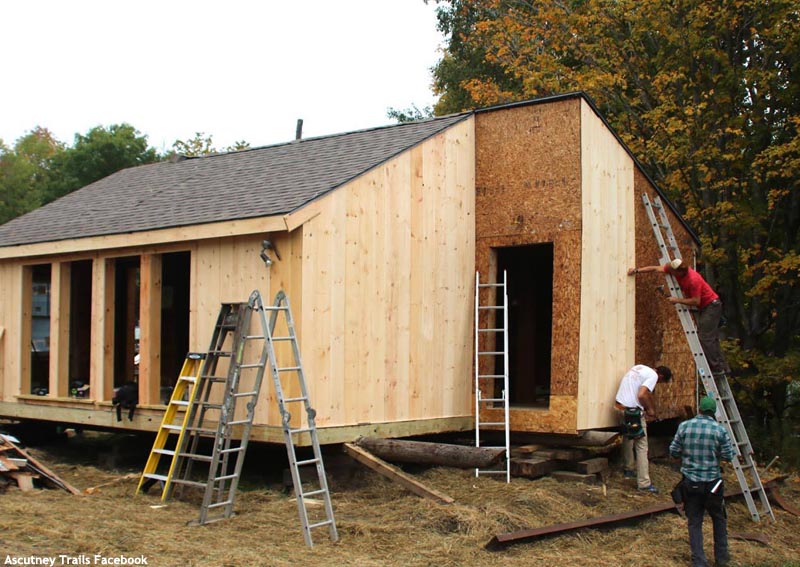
[{"xmin": 622, "ymin": 418, "xmax": 650, "ymax": 488}]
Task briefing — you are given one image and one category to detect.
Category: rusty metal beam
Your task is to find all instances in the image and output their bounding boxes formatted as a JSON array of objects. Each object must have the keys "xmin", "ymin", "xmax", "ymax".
[{"xmin": 486, "ymin": 478, "xmax": 783, "ymax": 550}]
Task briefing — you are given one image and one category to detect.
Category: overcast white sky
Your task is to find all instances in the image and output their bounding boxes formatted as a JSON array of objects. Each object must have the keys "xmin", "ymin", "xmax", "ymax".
[{"xmin": 1, "ymin": 0, "xmax": 444, "ymax": 153}]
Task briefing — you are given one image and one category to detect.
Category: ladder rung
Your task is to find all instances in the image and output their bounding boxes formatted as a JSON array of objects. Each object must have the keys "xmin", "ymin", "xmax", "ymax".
[
  {"xmin": 478, "ymin": 351, "xmax": 503, "ymax": 355},
  {"xmin": 476, "ymin": 470, "xmax": 507, "ymax": 475},
  {"xmin": 277, "ymin": 366, "xmax": 301, "ymax": 372},
  {"xmin": 207, "ymin": 350, "xmax": 232, "ymax": 357},
  {"xmin": 284, "ymin": 396, "xmax": 308, "ymax": 403},
  {"xmin": 201, "ymin": 376, "xmax": 228, "ymax": 383},
  {"xmin": 220, "ymin": 447, "xmax": 244, "ymax": 455},
  {"xmin": 181, "ymin": 453, "xmax": 213, "ymax": 462},
  {"xmin": 227, "ymin": 419, "xmax": 251, "ymax": 426},
  {"xmin": 296, "ymin": 458, "xmax": 320, "ymax": 467},
  {"xmin": 263, "ymin": 306, "xmax": 289, "ymax": 311},
  {"xmin": 213, "ymin": 474, "xmax": 238, "ymax": 482},
  {"xmin": 162, "ymin": 424, "xmax": 183, "ymax": 431},
  {"xmin": 478, "ymin": 374, "xmax": 504, "ymax": 379},
  {"xmin": 207, "ymin": 500, "xmax": 233, "ymax": 509},
  {"xmin": 143, "ymin": 473, "xmax": 168, "ymax": 481},
  {"xmin": 271, "ymin": 336, "xmax": 293, "ymax": 342},
  {"xmin": 478, "ymin": 328, "xmax": 504, "ymax": 332},
  {"xmin": 243, "ymin": 335, "xmax": 266, "ymax": 340},
  {"xmin": 302, "ymin": 488, "xmax": 327, "ymax": 498},
  {"xmin": 478, "ymin": 422, "xmax": 505, "ymax": 426},
  {"xmin": 170, "ymin": 478, "xmax": 206, "ymax": 488},
  {"xmin": 480, "ymin": 398, "xmax": 505, "ymax": 403},
  {"xmin": 478, "ymin": 306, "xmax": 503, "ymax": 310},
  {"xmin": 290, "ymin": 427, "xmax": 313, "ymax": 435},
  {"xmin": 478, "ymin": 283, "xmax": 504, "ymax": 288},
  {"xmin": 153, "ymin": 449, "xmax": 175, "ymax": 456},
  {"xmin": 179, "ymin": 377, "xmax": 197, "ymax": 383},
  {"xmin": 186, "ymin": 427, "xmax": 218, "ymax": 435},
  {"xmin": 238, "ymin": 363, "xmax": 263, "ymax": 369},
  {"xmin": 233, "ymin": 391, "xmax": 258, "ymax": 398},
  {"xmin": 171, "ymin": 400, "xmax": 190, "ymax": 407},
  {"xmin": 202, "ymin": 403, "xmax": 223, "ymax": 410},
  {"xmin": 307, "ymin": 519, "xmax": 334, "ymax": 530}
]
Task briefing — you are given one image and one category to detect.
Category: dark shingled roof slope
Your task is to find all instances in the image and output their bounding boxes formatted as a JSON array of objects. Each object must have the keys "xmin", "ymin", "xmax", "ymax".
[{"xmin": 0, "ymin": 113, "xmax": 470, "ymax": 248}]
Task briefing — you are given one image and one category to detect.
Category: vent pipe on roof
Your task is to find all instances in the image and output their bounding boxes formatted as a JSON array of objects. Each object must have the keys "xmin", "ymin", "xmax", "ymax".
[{"xmin": 295, "ymin": 119, "xmax": 303, "ymax": 140}]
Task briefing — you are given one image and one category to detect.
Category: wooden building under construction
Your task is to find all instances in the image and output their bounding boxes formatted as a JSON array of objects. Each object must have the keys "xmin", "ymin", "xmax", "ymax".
[{"xmin": 0, "ymin": 92, "xmax": 699, "ymax": 443}]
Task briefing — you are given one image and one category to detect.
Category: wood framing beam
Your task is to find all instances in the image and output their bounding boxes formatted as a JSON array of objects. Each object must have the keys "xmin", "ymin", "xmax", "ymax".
[
  {"xmin": 20, "ymin": 266, "xmax": 32, "ymax": 396},
  {"xmin": 343, "ymin": 442, "xmax": 454, "ymax": 505},
  {"xmin": 139, "ymin": 254, "xmax": 162, "ymax": 405},
  {"xmin": 49, "ymin": 262, "xmax": 70, "ymax": 398},
  {"xmin": 0, "ymin": 215, "xmax": 287, "ymax": 260},
  {"xmin": 90, "ymin": 258, "xmax": 115, "ymax": 401}
]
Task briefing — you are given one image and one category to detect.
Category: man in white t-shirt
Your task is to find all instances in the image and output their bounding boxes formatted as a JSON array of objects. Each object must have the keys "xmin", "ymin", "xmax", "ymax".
[{"xmin": 614, "ymin": 364, "xmax": 673, "ymax": 493}]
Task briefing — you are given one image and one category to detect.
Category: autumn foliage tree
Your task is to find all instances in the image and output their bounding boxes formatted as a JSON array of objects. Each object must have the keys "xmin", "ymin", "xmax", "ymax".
[{"xmin": 432, "ymin": 0, "xmax": 800, "ymax": 427}]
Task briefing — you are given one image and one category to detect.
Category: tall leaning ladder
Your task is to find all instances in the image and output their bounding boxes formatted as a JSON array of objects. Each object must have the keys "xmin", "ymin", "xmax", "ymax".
[
  {"xmin": 169, "ymin": 291, "xmax": 270, "ymax": 525},
  {"xmin": 474, "ymin": 271, "xmax": 511, "ymax": 482},
  {"xmin": 266, "ymin": 290, "xmax": 337, "ymax": 547},
  {"xmin": 642, "ymin": 193, "xmax": 774, "ymax": 522},
  {"xmin": 136, "ymin": 352, "xmax": 205, "ymax": 499}
]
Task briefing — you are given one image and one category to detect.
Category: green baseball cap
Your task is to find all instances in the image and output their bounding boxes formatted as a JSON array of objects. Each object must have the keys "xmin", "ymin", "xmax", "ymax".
[{"xmin": 699, "ymin": 396, "xmax": 717, "ymax": 414}]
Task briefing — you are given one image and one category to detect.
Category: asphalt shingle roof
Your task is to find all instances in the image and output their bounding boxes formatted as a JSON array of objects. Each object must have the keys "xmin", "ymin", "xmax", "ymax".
[{"xmin": 0, "ymin": 113, "xmax": 470, "ymax": 248}]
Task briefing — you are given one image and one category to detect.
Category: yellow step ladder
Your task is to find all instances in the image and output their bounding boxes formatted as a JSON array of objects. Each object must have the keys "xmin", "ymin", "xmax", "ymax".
[{"xmin": 136, "ymin": 352, "xmax": 205, "ymax": 500}]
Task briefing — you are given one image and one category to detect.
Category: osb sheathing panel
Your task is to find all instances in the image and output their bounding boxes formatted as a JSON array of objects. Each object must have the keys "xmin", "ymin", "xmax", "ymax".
[
  {"xmin": 475, "ymin": 100, "xmax": 582, "ymax": 433},
  {"xmin": 481, "ymin": 395, "xmax": 577, "ymax": 435},
  {"xmin": 633, "ymin": 170, "xmax": 697, "ymax": 416}
]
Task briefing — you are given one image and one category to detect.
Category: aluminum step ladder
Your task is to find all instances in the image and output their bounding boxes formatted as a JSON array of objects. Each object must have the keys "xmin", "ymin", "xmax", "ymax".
[
  {"xmin": 474, "ymin": 271, "xmax": 510, "ymax": 482},
  {"xmin": 168, "ymin": 292, "xmax": 270, "ymax": 525},
  {"xmin": 136, "ymin": 352, "xmax": 205, "ymax": 499},
  {"xmin": 642, "ymin": 193, "xmax": 773, "ymax": 521},
  {"xmin": 266, "ymin": 290, "xmax": 337, "ymax": 547}
]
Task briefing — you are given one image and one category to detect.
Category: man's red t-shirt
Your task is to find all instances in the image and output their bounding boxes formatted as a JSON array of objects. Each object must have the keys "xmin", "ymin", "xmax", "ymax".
[{"xmin": 666, "ymin": 265, "xmax": 719, "ymax": 309}]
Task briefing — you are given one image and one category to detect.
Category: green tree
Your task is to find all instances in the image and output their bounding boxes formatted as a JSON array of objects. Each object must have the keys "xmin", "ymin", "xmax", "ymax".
[
  {"xmin": 432, "ymin": 0, "xmax": 800, "ymax": 438},
  {"xmin": 170, "ymin": 132, "xmax": 250, "ymax": 157},
  {"xmin": 0, "ymin": 127, "xmax": 64, "ymax": 223},
  {"xmin": 387, "ymin": 104, "xmax": 434, "ymax": 123},
  {"xmin": 43, "ymin": 123, "xmax": 159, "ymax": 203}
]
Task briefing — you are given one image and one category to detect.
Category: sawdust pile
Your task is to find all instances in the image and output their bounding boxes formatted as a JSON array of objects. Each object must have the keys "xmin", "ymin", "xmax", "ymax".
[{"xmin": 1, "ymin": 433, "xmax": 798, "ymax": 567}]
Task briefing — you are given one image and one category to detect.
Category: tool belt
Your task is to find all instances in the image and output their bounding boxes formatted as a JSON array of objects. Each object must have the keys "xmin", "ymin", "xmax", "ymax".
[{"xmin": 621, "ymin": 407, "xmax": 645, "ymax": 439}]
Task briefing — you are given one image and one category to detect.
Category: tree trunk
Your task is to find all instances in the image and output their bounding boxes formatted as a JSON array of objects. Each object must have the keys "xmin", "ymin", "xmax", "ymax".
[{"xmin": 353, "ymin": 437, "xmax": 505, "ymax": 468}]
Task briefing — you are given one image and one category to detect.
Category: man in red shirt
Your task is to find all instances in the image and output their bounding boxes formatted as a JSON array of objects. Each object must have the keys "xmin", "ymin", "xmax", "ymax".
[{"xmin": 629, "ymin": 259, "xmax": 731, "ymax": 375}]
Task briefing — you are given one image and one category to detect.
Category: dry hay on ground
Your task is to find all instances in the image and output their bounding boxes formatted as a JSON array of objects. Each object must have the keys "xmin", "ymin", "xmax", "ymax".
[{"xmin": 0, "ymin": 436, "xmax": 798, "ymax": 567}]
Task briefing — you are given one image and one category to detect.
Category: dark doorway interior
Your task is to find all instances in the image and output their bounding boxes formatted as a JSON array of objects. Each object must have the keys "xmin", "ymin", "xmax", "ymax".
[
  {"xmin": 113, "ymin": 256, "xmax": 140, "ymax": 389},
  {"xmin": 159, "ymin": 251, "xmax": 191, "ymax": 403},
  {"xmin": 495, "ymin": 243, "xmax": 553, "ymax": 408},
  {"xmin": 30, "ymin": 264, "xmax": 51, "ymax": 394},
  {"xmin": 69, "ymin": 260, "xmax": 93, "ymax": 390}
]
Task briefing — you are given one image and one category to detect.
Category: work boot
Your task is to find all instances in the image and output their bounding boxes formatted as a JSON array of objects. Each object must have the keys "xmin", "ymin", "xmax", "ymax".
[{"xmin": 638, "ymin": 484, "xmax": 659, "ymax": 494}]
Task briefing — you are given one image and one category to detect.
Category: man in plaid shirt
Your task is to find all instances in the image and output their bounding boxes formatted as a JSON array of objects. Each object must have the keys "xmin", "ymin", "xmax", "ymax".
[{"xmin": 670, "ymin": 396, "xmax": 735, "ymax": 567}]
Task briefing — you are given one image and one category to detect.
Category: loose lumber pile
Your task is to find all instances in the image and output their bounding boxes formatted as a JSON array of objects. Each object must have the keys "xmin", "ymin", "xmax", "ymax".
[{"xmin": 0, "ymin": 435, "xmax": 81, "ymax": 494}]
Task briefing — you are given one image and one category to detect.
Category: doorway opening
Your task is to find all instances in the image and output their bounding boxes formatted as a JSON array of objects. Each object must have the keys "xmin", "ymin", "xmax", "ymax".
[
  {"xmin": 495, "ymin": 243, "xmax": 553, "ymax": 408},
  {"xmin": 68, "ymin": 260, "xmax": 93, "ymax": 395},
  {"xmin": 113, "ymin": 256, "xmax": 140, "ymax": 390},
  {"xmin": 159, "ymin": 251, "xmax": 191, "ymax": 403},
  {"xmin": 30, "ymin": 264, "xmax": 51, "ymax": 394}
]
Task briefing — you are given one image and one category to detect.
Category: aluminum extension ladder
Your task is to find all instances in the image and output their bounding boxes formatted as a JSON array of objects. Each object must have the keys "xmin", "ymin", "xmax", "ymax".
[
  {"xmin": 266, "ymin": 290, "xmax": 337, "ymax": 547},
  {"xmin": 136, "ymin": 352, "xmax": 205, "ymax": 499},
  {"xmin": 169, "ymin": 292, "xmax": 270, "ymax": 525},
  {"xmin": 474, "ymin": 271, "xmax": 511, "ymax": 482},
  {"xmin": 642, "ymin": 193, "xmax": 773, "ymax": 521}
]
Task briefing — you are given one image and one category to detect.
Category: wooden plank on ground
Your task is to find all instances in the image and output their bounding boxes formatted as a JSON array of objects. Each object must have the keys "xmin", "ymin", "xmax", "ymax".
[
  {"xmin": 730, "ymin": 532, "xmax": 770, "ymax": 545},
  {"xmin": 576, "ymin": 457, "xmax": 609, "ymax": 475},
  {"xmin": 10, "ymin": 472, "xmax": 36, "ymax": 491},
  {"xmin": 510, "ymin": 457, "xmax": 558, "ymax": 479},
  {"xmin": 343, "ymin": 442, "xmax": 454, "ymax": 505}
]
